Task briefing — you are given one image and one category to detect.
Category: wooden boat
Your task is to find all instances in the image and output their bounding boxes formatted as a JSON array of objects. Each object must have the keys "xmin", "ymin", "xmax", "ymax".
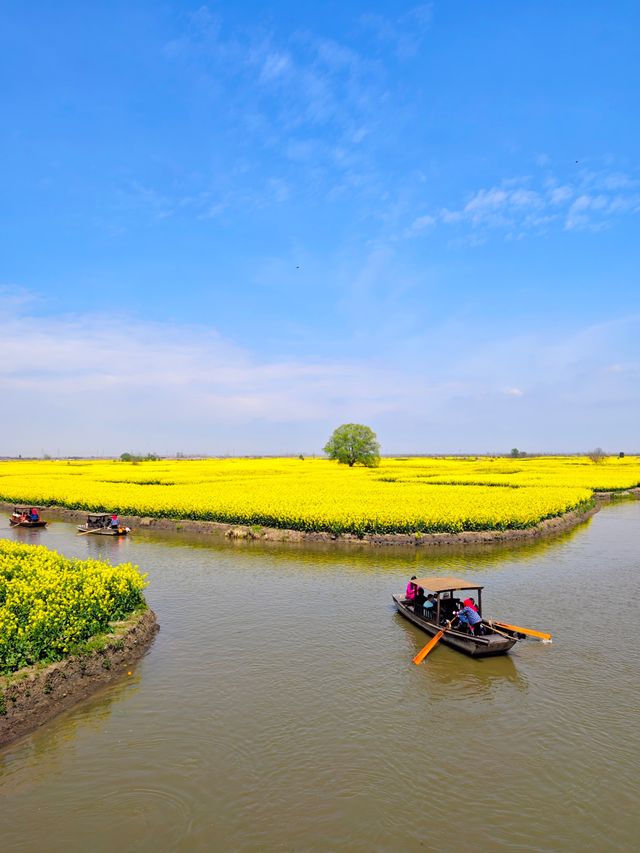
[
  {"xmin": 77, "ymin": 513, "xmax": 131, "ymax": 536},
  {"xmin": 9, "ymin": 506, "xmax": 47, "ymax": 528},
  {"xmin": 393, "ymin": 576, "xmax": 518, "ymax": 658}
]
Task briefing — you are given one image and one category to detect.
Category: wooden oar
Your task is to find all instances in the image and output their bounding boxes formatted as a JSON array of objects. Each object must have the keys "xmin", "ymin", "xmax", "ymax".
[
  {"xmin": 412, "ymin": 619, "xmax": 454, "ymax": 665},
  {"xmin": 77, "ymin": 528, "xmax": 98, "ymax": 535},
  {"xmin": 482, "ymin": 621, "xmax": 517, "ymax": 640},
  {"xmin": 489, "ymin": 619, "xmax": 552, "ymax": 642}
]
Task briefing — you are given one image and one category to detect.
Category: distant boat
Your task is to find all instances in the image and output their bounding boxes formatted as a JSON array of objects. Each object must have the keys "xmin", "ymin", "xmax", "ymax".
[
  {"xmin": 393, "ymin": 576, "xmax": 519, "ymax": 657},
  {"xmin": 77, "ymin": 513, "xmax": 131, "ymax": 536},
  {"xmin": 9, "ymin": 506, "xmax": 47, "ymax": 528}
]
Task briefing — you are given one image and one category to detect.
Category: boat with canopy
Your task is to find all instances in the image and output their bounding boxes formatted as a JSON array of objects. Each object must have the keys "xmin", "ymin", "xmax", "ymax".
[
  {"xmin": 77, "ymin": 513, "xmax": 131, "ymax": 536},
  {"xmin": 393, "ymin": 576, "xmax": 529, "ymax": 658},
  {"xmin": 9, "ymin": 507, "xmax": 48, "ymax": 528}
]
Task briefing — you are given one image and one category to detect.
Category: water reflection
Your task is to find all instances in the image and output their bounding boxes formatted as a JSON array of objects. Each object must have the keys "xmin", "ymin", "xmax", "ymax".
[
  {"xmin": 131, "ymin": 515, "xmax": 593, "ymax": 569},
  {"xmin": 393, "ymin": 613, "xmax": 529, "ymax": 694},
  {"xmin": 0, "ymin": 671, "xmax": 142, "ymax": 779}
]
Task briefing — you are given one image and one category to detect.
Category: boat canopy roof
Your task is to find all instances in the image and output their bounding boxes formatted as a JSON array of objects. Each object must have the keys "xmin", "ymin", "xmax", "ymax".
[
  {"xmin": 14, "ymin": 506, "xmax": 42, "ymax": 511},
  {"xmin": 412, "ymin": 576, "xmax": 483, "ymax": 593},
  {"xmin": 87, "ymin": 512, "xmax": 115, "ymax": 519}
]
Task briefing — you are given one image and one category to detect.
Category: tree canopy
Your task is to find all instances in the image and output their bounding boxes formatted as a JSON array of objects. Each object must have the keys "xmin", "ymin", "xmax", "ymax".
[{"xmin": 323, "ymin": 423, "xmax": 381, "ymax": 467}]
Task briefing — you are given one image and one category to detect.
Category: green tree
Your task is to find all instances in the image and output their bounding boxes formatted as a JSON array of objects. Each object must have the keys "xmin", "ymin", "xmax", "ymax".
[{"xmin": 323, "ymin": 423, "xmax": 381, "ymax": 467}]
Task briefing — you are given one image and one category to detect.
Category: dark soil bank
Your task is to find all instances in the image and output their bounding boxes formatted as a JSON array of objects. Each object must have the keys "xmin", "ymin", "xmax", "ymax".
[
  {"xmin": 0, "ymin": 500, "xmax": 601, "ymax": 546},
  {"xmin": 0, "ymin": 609, "xmax": 158, "ymax": 748}
]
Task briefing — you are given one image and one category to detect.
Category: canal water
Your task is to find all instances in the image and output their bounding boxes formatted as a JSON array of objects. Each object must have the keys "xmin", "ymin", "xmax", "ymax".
[{"xmin": 1, "ymin": 503, "xmax": 639, "ymax": 852}]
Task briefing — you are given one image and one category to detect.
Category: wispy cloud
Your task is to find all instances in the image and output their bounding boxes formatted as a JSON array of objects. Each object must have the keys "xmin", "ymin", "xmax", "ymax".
[
  {"xmin": 151, "ymin": 9, "xmax": 397, "ymax": 221},
  {"xmin": 360, "ymin": 4, "xmax": 434, "ymax": 59},
  {"xmin": 1, "ymin": 291, "xmax": 637, "ymax": 455},
  {"xmin": 406, "ymin": 165, "xmax": 640, "ymax": 240},
  {"xmin": 259, "ymin": 51, "xmax": 292, "ymax": 82},
  {"xmin": 0, "ymin": 291, "xmax": 418, "ymax": 455}
]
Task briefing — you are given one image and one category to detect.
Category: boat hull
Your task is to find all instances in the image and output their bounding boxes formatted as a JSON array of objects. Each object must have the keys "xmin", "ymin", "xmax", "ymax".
[
  {"xmin": 77, "ymin": 526, "xmax": 130, "ymax": 536},
  {"xmin": 9, "ymin": 519, "xmax": 47, "ymax": 528},
  {"xmin": 393, "ymin": 594, "xmax": 516, "ymax": 657}
]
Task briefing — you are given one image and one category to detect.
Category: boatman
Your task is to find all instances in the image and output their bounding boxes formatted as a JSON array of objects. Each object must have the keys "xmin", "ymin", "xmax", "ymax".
[
  {"xmin": 453, "ymin": 603, "xmax": 483, "ymax": 634},
  {"xmin": 110, "ymin": 513, "xmax": 119, "ymax": 530}
]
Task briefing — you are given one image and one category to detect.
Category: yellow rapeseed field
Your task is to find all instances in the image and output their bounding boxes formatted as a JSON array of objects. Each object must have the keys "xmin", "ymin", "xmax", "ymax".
[
  {"xmin": 0, "ymin": 540, "xmax": 147, "ymax": 674},
  {"xmin": 1, "ymin": 456, "xmax": 638, "ymax": 536}
]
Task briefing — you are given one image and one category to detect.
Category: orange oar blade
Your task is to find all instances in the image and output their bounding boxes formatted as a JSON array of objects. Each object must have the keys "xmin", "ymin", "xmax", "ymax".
[
  {"xmin": 413, "ymin": 629, "xmax": 445, "ymax": 665},
  {"xmin": 493, "ymin": 620, "xmax": 552, "ymax": 642}
]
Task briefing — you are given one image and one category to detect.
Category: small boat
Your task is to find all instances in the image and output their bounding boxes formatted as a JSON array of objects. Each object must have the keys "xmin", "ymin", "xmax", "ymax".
[
  {"xmin": 393, "ymin": 576, "xmax": 519, "ymax": 658},
  {"xmin": 77, "ymin": 513, "xmax": 131, "ymax": 536},
  {"xmin": 9, "ymin": 506, "xmax": 48, "ymax": 528}
]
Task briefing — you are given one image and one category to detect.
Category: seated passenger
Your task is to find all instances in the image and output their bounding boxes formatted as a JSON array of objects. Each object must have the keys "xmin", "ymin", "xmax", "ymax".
[
  {"xmin": 423, "ymin": 594, "xmax": 437, "ymax": 619},
  {"xmin": 29, "ymin": 507, "xmax": 39, "ymax": 522},
  {"xmin": 413, "ymin": 586, "xmax": 426, "ymax": 615},
  {"xmin": 454, "ymin": 604, "xmax": 483, "ymax": 634},
  {"xmin": 405, "ymin": 576, "xmax": 418, "ymax": 604}
]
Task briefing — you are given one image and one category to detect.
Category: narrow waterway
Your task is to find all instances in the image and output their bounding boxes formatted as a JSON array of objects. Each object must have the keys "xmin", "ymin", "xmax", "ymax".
[{"xmin": 1, "ymin": 504, "xmax": 639, "ymax": 852}]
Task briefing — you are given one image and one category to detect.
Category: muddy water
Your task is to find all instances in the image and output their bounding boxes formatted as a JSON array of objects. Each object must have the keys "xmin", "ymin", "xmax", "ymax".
[{"xmin": 1, "ymin": 504, "xmax": 639, "ymax": 852}]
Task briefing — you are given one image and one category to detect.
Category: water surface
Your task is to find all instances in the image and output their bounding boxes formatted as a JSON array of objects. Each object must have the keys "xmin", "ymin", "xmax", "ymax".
[{"xmin": 1, "ymin": 504, "xmax": 639, "ymax": 851}]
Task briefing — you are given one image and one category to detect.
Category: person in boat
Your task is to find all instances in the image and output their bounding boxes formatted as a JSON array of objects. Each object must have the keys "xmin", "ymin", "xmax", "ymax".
[
  {"xmin": 463, "ymin": 597, "xmax": 479, "ymax": 613},
  {"xmin": 423, "ymin": 594, "xmax": 437, "ymax": 619},
  {"xmin": 28, "ymin": 507, "xmax": 39, "ymax": 522},
  {"xmin": 413, "ymin": 586, "xmax": 426, "ymax": 615},
  {"xmin": 453, "ymin": 603, "xmax": 483, "ymax": 634},
  {"xmin": 405, "ymin": 576, "xmax": 418, "ymax": 604},
  {"xmin": 110, "ymin": 513, "xmax": 119, "ymax": 530}
]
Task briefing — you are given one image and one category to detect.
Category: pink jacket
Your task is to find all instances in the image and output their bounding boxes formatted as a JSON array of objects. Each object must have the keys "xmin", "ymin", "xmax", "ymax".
[{"xmin": 405, "ymin": 581, "xmax": 417, "ymax": 600}]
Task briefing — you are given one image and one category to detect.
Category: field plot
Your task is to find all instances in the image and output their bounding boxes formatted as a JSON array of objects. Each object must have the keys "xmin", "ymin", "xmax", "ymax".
[
  {"xmin": 1, "ymin": 457, "xmax": 639, "ymax": 536},
  {"xmin": 0, "ymin": 540, "xmax": 147, "ymax": 673}
]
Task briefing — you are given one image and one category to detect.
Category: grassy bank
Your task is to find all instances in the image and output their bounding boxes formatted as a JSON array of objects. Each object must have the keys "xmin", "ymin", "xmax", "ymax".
[{"xmin": 0, "ymin": 539, "xmax": 148, "ymax": 675}]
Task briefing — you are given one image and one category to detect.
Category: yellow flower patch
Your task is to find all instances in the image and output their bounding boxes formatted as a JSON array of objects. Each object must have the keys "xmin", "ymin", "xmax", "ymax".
[{"xmin": 0, "ymin": 540, "xmax": 147, "ymax": 674}]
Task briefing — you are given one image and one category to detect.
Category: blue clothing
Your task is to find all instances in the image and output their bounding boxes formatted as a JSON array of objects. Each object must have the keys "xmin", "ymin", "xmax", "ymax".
[{"xmin": 456, "ymin": 606, "xmax": 482, "ymax": 627}]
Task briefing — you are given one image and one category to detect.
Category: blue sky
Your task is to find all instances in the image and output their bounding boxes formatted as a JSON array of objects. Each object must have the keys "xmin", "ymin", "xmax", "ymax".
[{"xmin": 1, "ymin": 1, "xmax": 638, "ymax": 456}]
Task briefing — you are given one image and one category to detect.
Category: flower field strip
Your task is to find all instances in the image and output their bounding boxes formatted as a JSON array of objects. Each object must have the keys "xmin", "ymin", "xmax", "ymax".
[
  {"xmin": 0, "ymin": 456, "xmax": 634, "ymax": 535},
  {"xmin": 0, "ymin": 540, "xmax": 147, "ymax": 674}
]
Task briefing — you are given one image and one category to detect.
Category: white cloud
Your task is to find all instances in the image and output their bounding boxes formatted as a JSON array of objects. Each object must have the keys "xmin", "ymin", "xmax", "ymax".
[
  {"xmin": 0, "ymin": 294, "xmax": 422, "ymax": 455},
  {"xmin": 549, "ymin": 185, "xmax": 573, "ymax": 205},
  {"xmin": 259, "ymin": 51, "xmax": 291, "ymax": 82},
  {"xmin": 2, "ymin": 291, "xmax": 638, "ymax": 456},
  {"xmin": 406, "ymin": 167, "xmax": 640, "ymax": 241},
  {"xmin": 406, "ymin": 213, "xmax": 436, "ymax": 236}
]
